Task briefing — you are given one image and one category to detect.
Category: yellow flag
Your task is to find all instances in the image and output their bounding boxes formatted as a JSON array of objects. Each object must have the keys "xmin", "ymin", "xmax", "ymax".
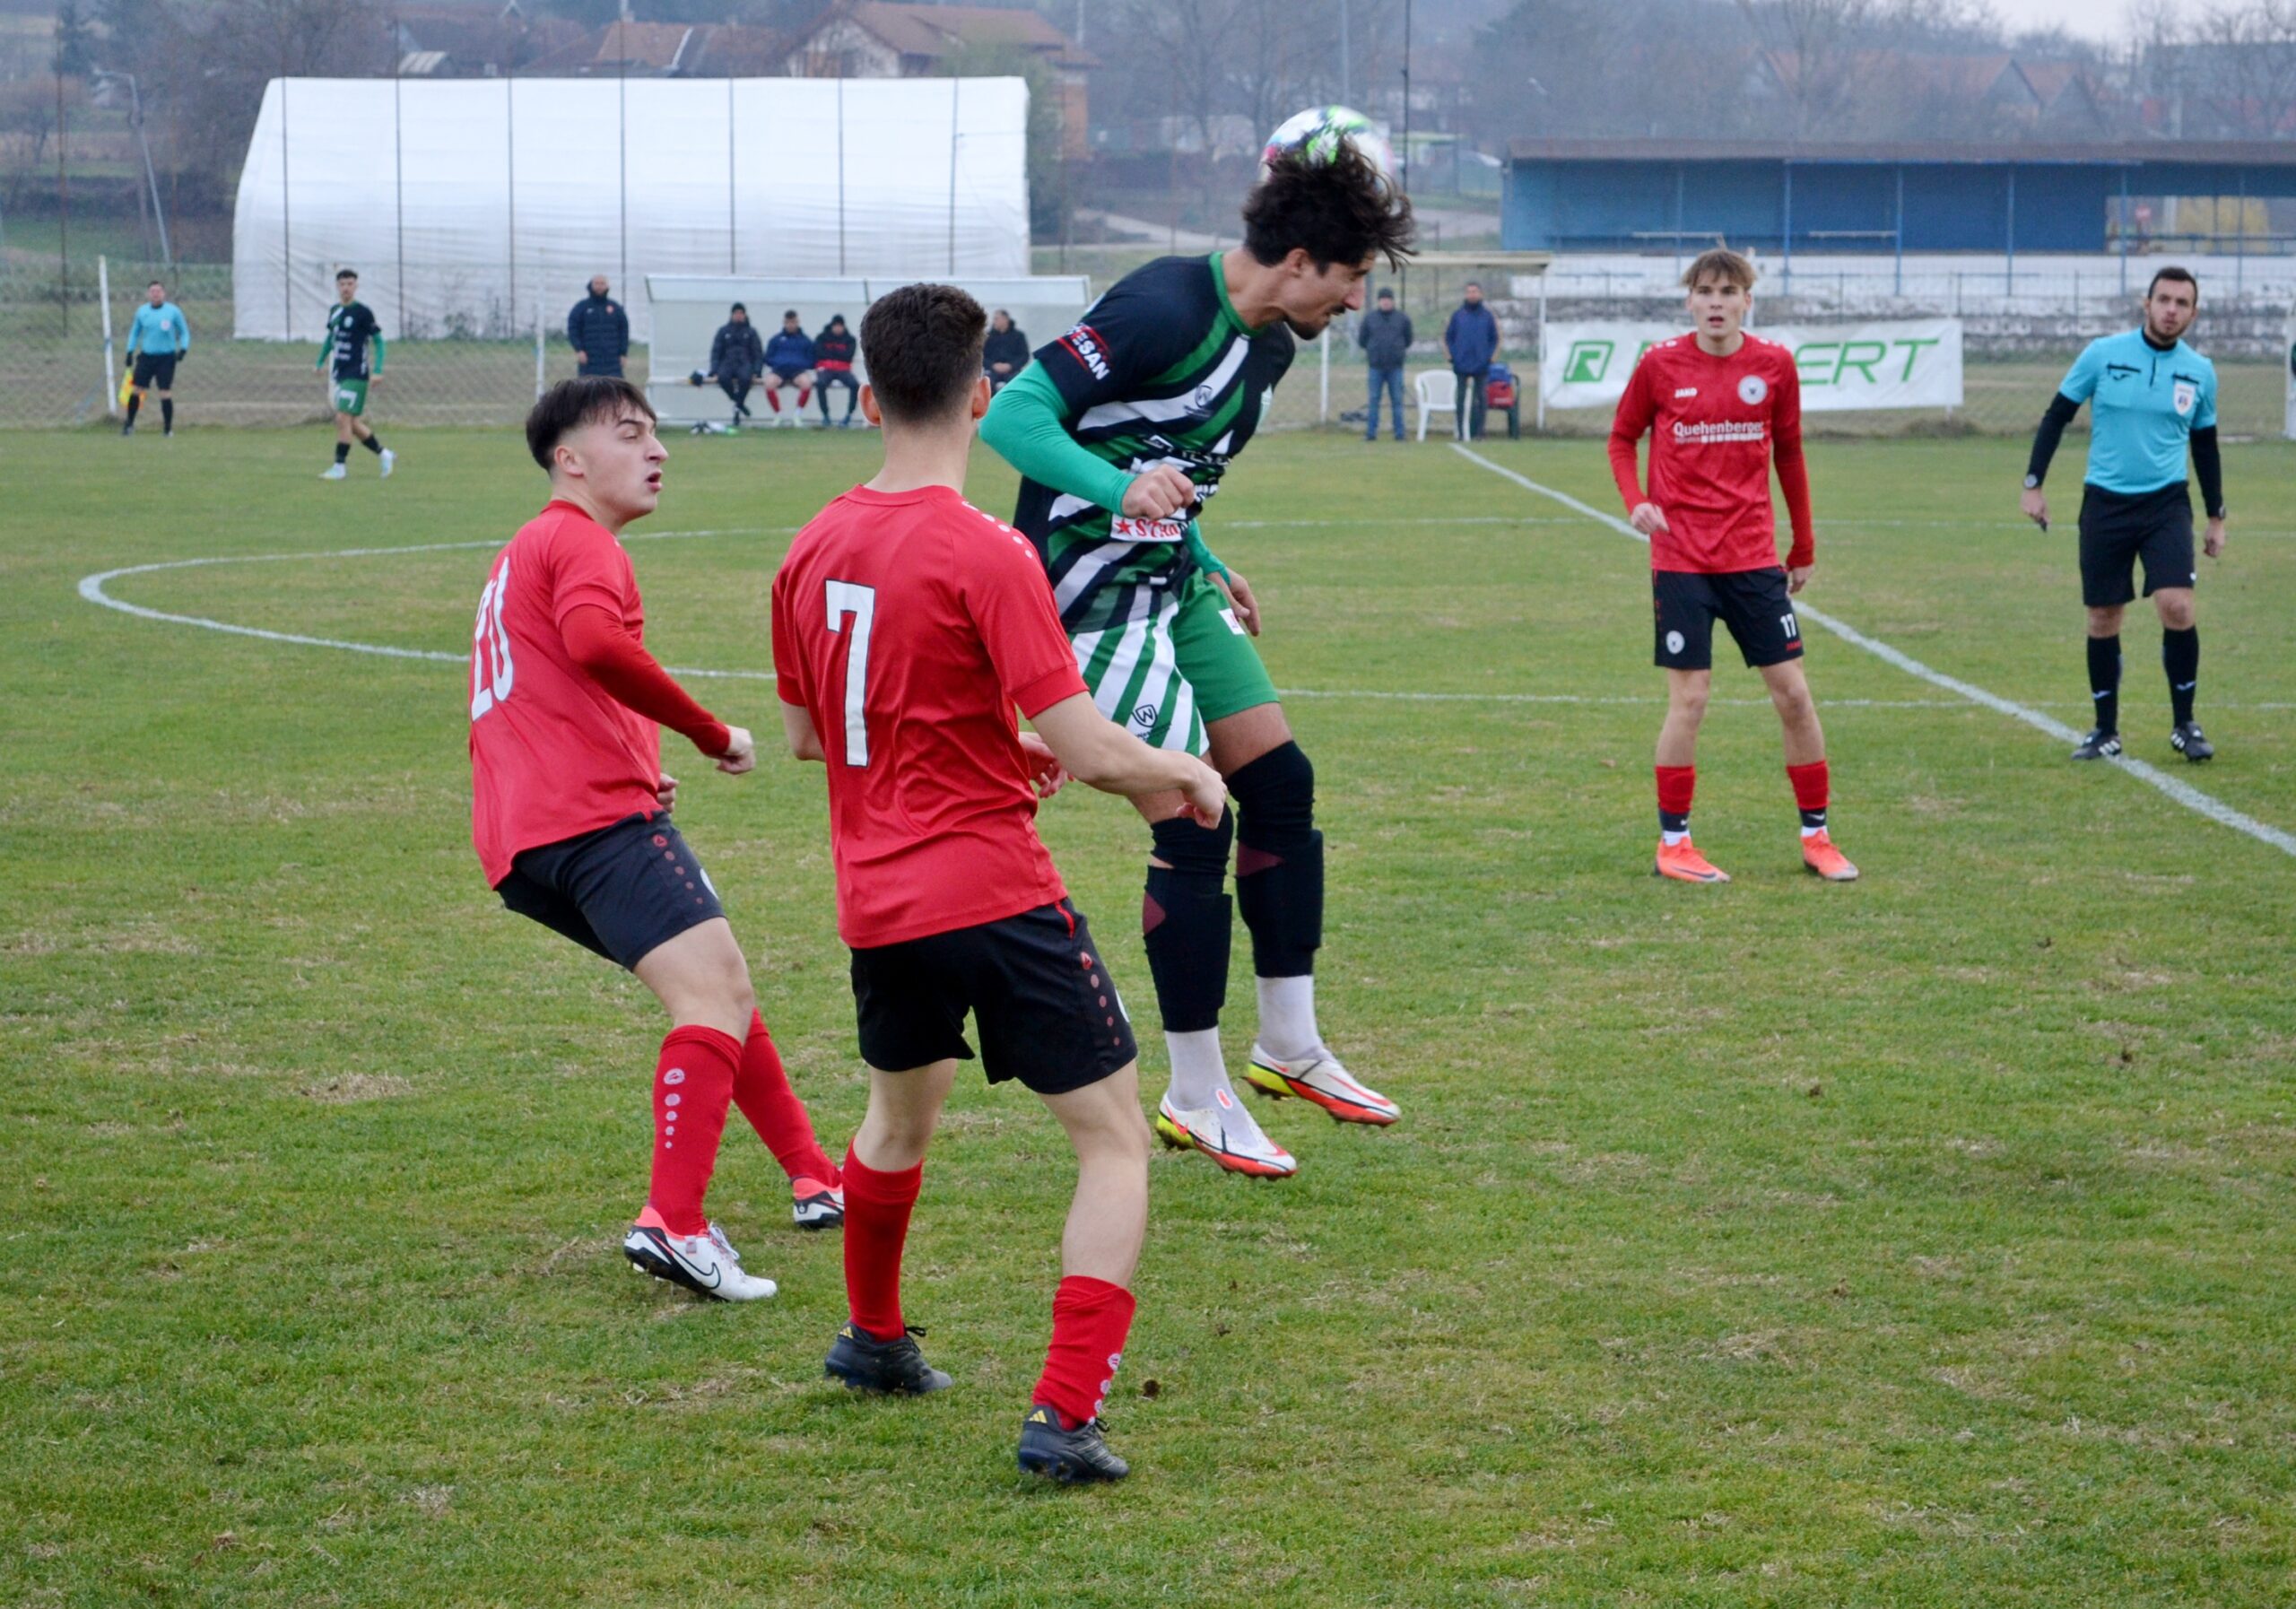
[{"xmin": 117, "ymin": 366, "xmax": 135, "ymax": 407}]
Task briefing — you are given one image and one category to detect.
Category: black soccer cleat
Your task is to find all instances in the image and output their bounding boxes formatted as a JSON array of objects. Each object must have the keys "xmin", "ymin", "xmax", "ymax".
[
  {"xmin": 2069, "ymin": 728, "xmax": 2122, "ymax": 761},
  {"xmin": 2170, "ymin": 721, "xmax": 2214, "ymax": 762},
  {"xmin": 1017, "ymin": 1405, "xmax": 1130, "ymax": 1483},
  {"xmin": 824, "ymin": 1323, "xmax": 952, "ymax": 1395}
]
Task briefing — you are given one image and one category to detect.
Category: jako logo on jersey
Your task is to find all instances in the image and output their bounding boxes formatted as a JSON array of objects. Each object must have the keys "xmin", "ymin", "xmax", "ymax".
[
  {"xmin": 1674, "ymin": 387, "xmax": 1699, "ymax": 398},
  {"xmin": 1060, "ymin": 324, "xmax": 1111, "ymax": 381},
  {"xmin": 1737, "ymin": 374, "xmax": 1769, "ymax": 404}
]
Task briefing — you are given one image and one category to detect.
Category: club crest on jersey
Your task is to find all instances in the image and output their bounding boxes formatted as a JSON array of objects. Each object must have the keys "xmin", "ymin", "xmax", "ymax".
[
  {"xmin": 2173, "ymin": 379, "xmax": 2197, "ymax": 415},
  {"xmin": 1060, "ymin": 324, "xmax": 1111, "ymax": 381},
  {"xmin": 1737, "ymin": 374, "xmax": 1769, "ymax": 404}
]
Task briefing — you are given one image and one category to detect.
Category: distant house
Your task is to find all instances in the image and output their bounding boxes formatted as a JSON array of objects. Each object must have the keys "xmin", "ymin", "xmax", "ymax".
[
  {"xmin": 513, "ymin": 21, "xmax": 787, "ymax": 81},
  {"xmin": 782, "ymin": 3, "xmax": 1095, "ymax": 155},
  {"xmin": 393, "ymin": 2, "xmax": 587, "ymax": 79}
]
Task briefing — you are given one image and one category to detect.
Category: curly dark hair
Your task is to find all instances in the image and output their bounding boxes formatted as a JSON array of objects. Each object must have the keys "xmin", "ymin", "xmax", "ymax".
[
  {"xmin": 1242, "ymin": 144, "xmax": 1415, "ymax": 273},
  {"xmin": 859, "ymin": 283, "xmax": 987, "ymax": 423}
]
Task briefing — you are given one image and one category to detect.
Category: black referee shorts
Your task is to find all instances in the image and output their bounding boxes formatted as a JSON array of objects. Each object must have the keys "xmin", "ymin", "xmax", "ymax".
[
  {"xmin": 495, "ymin": 812, "xmax": 726, "ymax": 970},
  {"xmin": 132, "ymin": 352, "xmax": 178, "ymax": 390},
  {"xmin": 848, "ymin": 900, "xmax": 1136, "ymax": 1095},
  {"xmin": 2078, "ymin": 483, "xmax": 2196, "ymax": 607}
]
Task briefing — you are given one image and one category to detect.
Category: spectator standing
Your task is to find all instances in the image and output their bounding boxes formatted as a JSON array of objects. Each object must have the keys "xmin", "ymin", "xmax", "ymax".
[
  {"xmin": 1442, "ymin": 282, "xmax": 1500, "ymax": 441},
  {"xmin": 704, "ymin": 303, "xmax": 766, "ymax": 429},
  {"xmin": 123, "ymin": 279, "xmax": 189, "ymax": 437},
  {"xmin": 569, "ymin": 275, "xmax": 630, "ymax": 378},
  {"xmin": 1355, "ymin": 287, "xmax": 1411, "ymax": 442},
  {"xmin": 761, "ymin": 309, "xmax": 815, "ymax": 421},
  {"xmin": 813, "ymin": 314, "xmax": 860, "ymax": 427},
  {"xmin": 983, "ymin": 308, "xmax": 1031, "ymax": 390}
]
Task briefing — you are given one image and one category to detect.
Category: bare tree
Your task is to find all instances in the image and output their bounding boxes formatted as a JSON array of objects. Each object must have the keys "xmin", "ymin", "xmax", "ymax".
[{"xmin": 2196, "ymin": 0, "xmax": 2296, "ymax": 138}]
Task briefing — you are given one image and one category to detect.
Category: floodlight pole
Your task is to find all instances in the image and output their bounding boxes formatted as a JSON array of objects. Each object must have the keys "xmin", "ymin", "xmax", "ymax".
[{"xmin": 94, "ymin": 71, "xmax": 170, "ymax": 267}]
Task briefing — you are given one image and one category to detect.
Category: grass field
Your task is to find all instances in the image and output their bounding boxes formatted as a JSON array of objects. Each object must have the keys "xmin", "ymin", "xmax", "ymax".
[{"xmin": 5, "ymin": 425, "xmax": 2295, "ymax": 1606}]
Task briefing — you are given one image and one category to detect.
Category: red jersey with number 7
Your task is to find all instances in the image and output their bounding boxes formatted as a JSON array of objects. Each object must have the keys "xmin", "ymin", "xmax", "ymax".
[
  {"xmin": 1607, "ymin": 334, "xmax": 1814, "ymax": 575},
  {"xmin": 468, "ymin": 501, "xmax": 664, "ymax": 885},
  {"xmin": 772, "ymin": 483, "xmax": 1090, "ymax": 949}
]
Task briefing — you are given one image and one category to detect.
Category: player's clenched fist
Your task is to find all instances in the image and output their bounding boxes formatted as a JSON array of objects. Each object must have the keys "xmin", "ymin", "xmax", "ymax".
[
  {"xmin": 1122, "ymin": 465, "xmax": 1197, "ymax": 522},
  {"xmin": 1629, "ymin": 502, "xmax": 1671, "ymax": 537},
  {"xmin": 716, "ymin": 726, "xmax": 756, "ymax": 776}
]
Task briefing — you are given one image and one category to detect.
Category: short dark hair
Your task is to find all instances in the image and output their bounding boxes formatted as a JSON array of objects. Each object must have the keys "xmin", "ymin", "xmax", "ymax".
[
  {"xmin": 2148, "ymin": 265, "xmax": 2198, "ymax": 300},
  {"xmin": 859, "ymin": 283, "xmax": 986, "ymax": 424},
  {"xmin": 1243, "ymin": 146, "xmax": 1415, "ymax": 273},
  {"xmin": 336, "ymin": 267, "xmax": 358, "ymax": 282},
  {"xmin": 148, "ymin": 279, "xmax": 164, "ymax": 289},
  {"xmin": 1375, "ymin": 287, "xmax": 1395, "ymax": 300},
  {"xmin": 782, "ymin": 309, "xmax": 798, "ymax": 318},
  {"xmin": 526, "ymin": 376, "xmax": 656, "ymax": 471},
  {"xmin": 730, "ymin": 301, "xmax": 746, "ymax": 314}
]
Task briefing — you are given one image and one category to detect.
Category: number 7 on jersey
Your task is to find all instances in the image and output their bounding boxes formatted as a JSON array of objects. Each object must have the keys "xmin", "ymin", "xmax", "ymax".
[{"xmin": 825, "ymin": 579, "xmax": 876, "ymax": 766}]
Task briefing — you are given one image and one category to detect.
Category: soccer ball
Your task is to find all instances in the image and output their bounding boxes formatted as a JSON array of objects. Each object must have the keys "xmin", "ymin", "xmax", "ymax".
[{"xmin": 1262, "ymin": 106, "xmax": 1393, "ymax": 180}]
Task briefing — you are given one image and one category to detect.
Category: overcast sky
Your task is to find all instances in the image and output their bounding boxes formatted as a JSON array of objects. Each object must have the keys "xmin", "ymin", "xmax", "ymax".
[{"xmin": 1989, "ymin": 0, "xmax": 2198, "ymax": 42}]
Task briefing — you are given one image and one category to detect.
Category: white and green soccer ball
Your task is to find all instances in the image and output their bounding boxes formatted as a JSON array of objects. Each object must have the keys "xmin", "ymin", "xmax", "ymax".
[{"xmin": 1262, "ymin": 106, "xmax": 1393, "ymax": 180}]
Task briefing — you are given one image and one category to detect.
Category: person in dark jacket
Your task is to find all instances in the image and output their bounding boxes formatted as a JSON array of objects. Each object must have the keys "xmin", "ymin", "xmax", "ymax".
[
  {"xmin": 704, "ymin": 303, "xmax": 766, "ymax": 427},
  {"xmin": 761, "ymin": 309, "xmax": 815, "ymax": 420},
  {"xmin": 1355, "ymin": 287, "xmax": 1413, "ymax": 441},
  {"xmin": 983, "ymin": 309, "xmax": 1031, "ymax": 390},
  {"xmin": 813, "ymin": 314, "xmax": 860, "ymax": 426},
  {"xmin": 1442, "ymin": 282, "xmax": 1500, "ymax": 441},
  {"xmin": 568, "ymin": 275, "xmax": 630, "ymax": 378}
]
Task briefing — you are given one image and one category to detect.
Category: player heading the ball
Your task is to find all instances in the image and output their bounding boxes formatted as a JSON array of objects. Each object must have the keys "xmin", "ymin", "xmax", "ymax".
[
  {"xmin": 978, "ymin": 121, "xmax": 1413, "ymax": 1181},
  {"xmin": 1607, "ymin": 248, "xmax": 1858, "ymax": 885},
  {"xmin": 772, "ymin": 283, "xmax": 1227, "ymax": 1484},
  {"xmin": 467, "ymin": 378, "xmax": 848, "ymax": 1307}
]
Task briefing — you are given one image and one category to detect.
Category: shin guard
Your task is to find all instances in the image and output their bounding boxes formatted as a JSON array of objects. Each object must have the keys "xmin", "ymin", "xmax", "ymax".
[
  {"xmin": 1143, "ymin": 811, "xmax": 1232, "ymax": 1033},
  {"xmin": 1229, "ymin": 743, "xmax": 1323, "ymax": 978}
]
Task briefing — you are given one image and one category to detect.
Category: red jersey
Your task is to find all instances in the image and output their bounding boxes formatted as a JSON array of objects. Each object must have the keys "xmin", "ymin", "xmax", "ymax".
[
  {"xmin": 772, "ymin": 484, "xmax": 1089, "ymax": 949},
  {"xmin": 1607, "ymin": 333, "xmax": 1813, "ymax": 574},
  {"xmin": 468, "ymin": 501, "xmax": 665, "ymax": 884}
]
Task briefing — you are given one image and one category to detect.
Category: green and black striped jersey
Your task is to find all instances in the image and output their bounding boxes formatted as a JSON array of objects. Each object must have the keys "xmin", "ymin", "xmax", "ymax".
[{"xmin": 1013, "ymin": 254, "xmax": 1295, "ymax": 636}]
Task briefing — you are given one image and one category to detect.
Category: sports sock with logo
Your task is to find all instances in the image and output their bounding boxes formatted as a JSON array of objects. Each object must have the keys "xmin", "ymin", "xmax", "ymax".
[
  {"xmin": 334, "ymin": 441, "xmax": 351, "ymax": 465},
  {"xmin": 648, "ymin": 1024, "xmax": 740, "ymax": 1238},
  {"xmin": 361, "ymin": 432, "xmax": 385, "ymax": 455},
  {"xmin": 1163, "ymin": 1027, "xmax": 1230, "ymax": 1111},
  {"xmin": 161, "ymin": 398, "xmax": 174, "ymax": 431},
  {"xmin": 842, "ymin": 1146, "xmax": 922, "ymax": 1339},
  {"xmin": 2087, "ymin": 633, "xmax": 2121, "ymax": 735},
  {"xmin": 732, "ymin": 1012, "xmax": 839, "ymax": 1187},
  {"xmin": 1787, "ymin": 760, "xmax": 1830, "ymax": 837},
  {"xmin": 1032, "ymin": 1275, "xmax": 1137, "ymax": 1431},
  {"xmin": 2162, "ymin": 626, "xmax": 2199, "ymax": 726},
  {"xmin": 125, "ymin": 392, "xmax": 142, "ymax": 426},
  {"xmin": 1656, "ymin": 765, "xmax": 1695, "ymax": 843},
  {"xmin": 1256, "ymin": 975, "xmax": 1318, "ymax": 1061}
]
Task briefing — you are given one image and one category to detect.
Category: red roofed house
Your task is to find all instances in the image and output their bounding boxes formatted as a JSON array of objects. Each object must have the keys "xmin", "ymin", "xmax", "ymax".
[{"xmin": 782, "ymin": 2, "xmax": 1095, "ymax": 155}]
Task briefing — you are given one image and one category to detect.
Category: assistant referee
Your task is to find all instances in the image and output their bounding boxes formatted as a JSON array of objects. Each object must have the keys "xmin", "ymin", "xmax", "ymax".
[
  {"xmin": 2021, "ymin": 266, "xmax": 2225, "ymax": 763},
  {"xmin": 123, "ymin": 279, "xmax": 189, "ymax": 437}
]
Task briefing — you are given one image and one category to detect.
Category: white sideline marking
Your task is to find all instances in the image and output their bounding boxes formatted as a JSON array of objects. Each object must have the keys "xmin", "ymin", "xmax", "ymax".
[{"xmin": 1451, "ymin": 443, "xmax": 2296, "ymax": 861}]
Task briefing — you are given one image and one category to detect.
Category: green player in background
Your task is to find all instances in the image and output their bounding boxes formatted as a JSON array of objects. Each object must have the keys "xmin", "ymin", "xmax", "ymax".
[
  {"xmin": 980, "ymin": 144, "xmax": 1413, "ymax": 1179},
  {"xmin": 317, "ymin": 268, "xmax": 394, "ymax": 481}
]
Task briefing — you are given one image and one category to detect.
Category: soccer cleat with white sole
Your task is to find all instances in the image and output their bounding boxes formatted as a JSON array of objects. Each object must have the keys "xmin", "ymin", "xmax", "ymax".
[
  {"xmin": 622, "ymin": 1219, "xmax": 778, "ymax": 1300},
  {"xmin": 378, "ymin": 448, "xmax": 396, "ymax": 478},
  {"xmin": 1244, "ymin": 1045, "xmax": 1399, "ymax": 1126},
  {"xmin": 320, "ymin": 463, "xmax": 347, "ymax": 480},
  {"xmin": 1154, "ymin": 1092, "xmax": 1298, "ymax": 1178},
  {"xmin": 792, "ymin": 1177, "xmax": 845, "ymax": 1231}
]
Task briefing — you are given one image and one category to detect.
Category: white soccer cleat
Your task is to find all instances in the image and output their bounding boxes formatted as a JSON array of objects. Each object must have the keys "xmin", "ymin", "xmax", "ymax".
[
  {"xmin": 320, "ymin": 463, "xmax": 347, "ymax": 480},
  {"xmin": 1244, "ymin": 1044, "xmax": 1400, "ymax": 1126},
  {"xmin": 378, "ymin": 448, "xmax": 396, "ymax": 478},
  {"xmin": 1154, "ymin": 1091, "xmax": 1298, "ymax": 1178},
  {"xmin": 622, "ymin": 1219, "xmax": 778, "ymax": 1300}
]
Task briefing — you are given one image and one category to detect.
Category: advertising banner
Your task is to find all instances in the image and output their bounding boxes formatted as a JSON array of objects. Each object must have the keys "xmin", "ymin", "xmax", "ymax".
[{"xmin": 1542, "ymin": 319, "xmax": 1963, "ymax": 413}]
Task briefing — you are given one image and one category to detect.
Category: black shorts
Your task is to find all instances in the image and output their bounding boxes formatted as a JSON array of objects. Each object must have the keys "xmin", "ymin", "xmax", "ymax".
[
  {"xmin": 132, "ymin": 352, "xmax": 177, "ymax": 390},
  {"xmin": 848, "ymin": 900, "xmax": 1136, "ymax": 1095},
  {"xmin": 2078, "ymin": 483, "xmax": 2195, "ymax": 607},
  {"xmin": 495, "ymin": 813, "xmax": 726, "ymax": 970},
  {"xmin": 1653, "ymin": 567, "xmax": 1803, "ymax": 671},
  {"xmin": 770, "ymin": 365, "xmax": 810, "ymax": 385}
]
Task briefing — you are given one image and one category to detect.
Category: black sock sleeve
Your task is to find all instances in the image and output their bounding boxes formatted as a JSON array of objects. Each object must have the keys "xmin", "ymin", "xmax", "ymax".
[
  {"xmin": 2190, "ymin": 426, "xmax": 2224, "ymax": 518},
  {"xmin": 2026, "ymin": 392, "xmax": 2081, "ymax": 485}
]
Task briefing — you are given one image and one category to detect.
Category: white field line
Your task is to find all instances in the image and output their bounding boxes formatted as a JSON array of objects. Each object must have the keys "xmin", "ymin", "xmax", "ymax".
[{"xmin": 1451, "ymin": 443, "xmax": 2296, "ymax": 861}]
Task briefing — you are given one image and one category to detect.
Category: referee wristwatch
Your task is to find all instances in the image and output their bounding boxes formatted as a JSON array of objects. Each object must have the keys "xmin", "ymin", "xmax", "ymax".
[{"xmin": 2022, "ymin": 474, "xmax": 2041, "ymax": 490}]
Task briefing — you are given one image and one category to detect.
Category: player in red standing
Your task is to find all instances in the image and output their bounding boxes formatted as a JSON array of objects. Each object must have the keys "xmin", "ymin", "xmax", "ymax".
[
  {"xmin": 468, "ymin": 377, "xmax": 848, "ymax": 1306},
  {"xmin": 1607, "ymin": 248, "xmax": 1857, "ymax": 884},
  {"xmin": 772, "ymin": 285, "xmax": 1227, "ymax": 1483}
]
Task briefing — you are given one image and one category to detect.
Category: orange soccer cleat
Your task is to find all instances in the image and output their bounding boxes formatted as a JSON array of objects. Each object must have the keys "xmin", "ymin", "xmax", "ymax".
[
  {"xmin": 1654, "ymin": 837, "xmax": 1730, "ymax": 883},
  {"xmin": 1799, "ymin": 830, "xmax": 1859, "ymax": 882}
]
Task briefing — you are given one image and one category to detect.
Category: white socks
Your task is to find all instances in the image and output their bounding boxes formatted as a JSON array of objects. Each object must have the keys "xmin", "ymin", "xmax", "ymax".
[
  {"xmin": 1254, "ymin": 974, "xmax": 1319, "ymax": 1061},
  {"xmin": 1163, "ymin": 1028, "xmax": 1233, "ymax": 1112}
]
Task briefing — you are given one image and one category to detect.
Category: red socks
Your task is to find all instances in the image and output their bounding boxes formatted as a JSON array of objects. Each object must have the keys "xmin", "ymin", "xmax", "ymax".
[
  {"xmin": 1032, "ymin": 1275, "xmax": 1138, "ymax": 1431},
  {"xmin": 1655, "ymin": 765, "xmax": 1695, "ymax": 834},
  {"xmin": 648, "ymin": 1025, "xmax": 740, "ymax": 1238},
  {"xmin": 733, "ymin": 1013, "xmax": 839, "ymax": 1188},
  {"xmin": 797, "ymin": 386, "xmax": 813, "ymax": 408},
  {"xmin": 1787, "ymin": 760, "xmax": 1830, "ymax": 831},
  {"xmin": 842, "ymin": 1145, "xmax": 922, "ymax": 1340}
]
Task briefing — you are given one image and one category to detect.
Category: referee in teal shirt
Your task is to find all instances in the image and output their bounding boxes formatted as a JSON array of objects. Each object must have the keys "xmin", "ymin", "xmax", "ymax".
[
  {"xmin": 2022, "ymin": 266, "xmax": 2225, "ymax": 762},
  {"xmin": 124, "ymin": 279, "xmax": 190, "ymax": 437}
]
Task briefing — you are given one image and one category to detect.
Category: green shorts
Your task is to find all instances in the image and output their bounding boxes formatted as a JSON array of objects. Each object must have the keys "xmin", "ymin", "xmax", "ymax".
[
  {"xmin": 330, "ymin": 377, "xmax": 370, "ymax": 418},
  {"xmin": 1072, "ymin": 570, "xmax": 1279, "ymax": 755}
]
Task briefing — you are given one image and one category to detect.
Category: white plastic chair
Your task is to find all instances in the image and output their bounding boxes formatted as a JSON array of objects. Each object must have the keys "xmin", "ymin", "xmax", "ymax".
[{"xmin": 1413, "ymin": 370, "xmax": 1457, "ymax": 441}]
